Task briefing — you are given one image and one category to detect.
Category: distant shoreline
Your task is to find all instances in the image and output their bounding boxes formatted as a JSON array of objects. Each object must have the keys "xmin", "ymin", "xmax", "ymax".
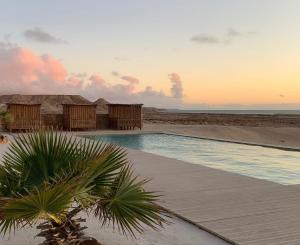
[
  {"xmin": 164, "ymin": 109, "xmax": 300, "ymax": 115},
  {"xmin": 143, "ymin": 111, "xmax": 300, "ymax": 127}
]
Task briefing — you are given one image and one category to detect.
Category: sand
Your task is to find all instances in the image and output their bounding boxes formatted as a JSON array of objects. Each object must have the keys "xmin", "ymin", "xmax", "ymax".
[
  {"xmin": 143, "ymin": 111, "xmax": 300, "ymax": 127},
  {"xmin": 1, "ymin": 214, "xmax": 228, "ymax": 245}
]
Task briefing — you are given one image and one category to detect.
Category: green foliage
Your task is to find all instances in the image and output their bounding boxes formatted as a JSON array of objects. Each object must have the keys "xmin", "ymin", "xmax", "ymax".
[
  {"xmin": 0, "ymin": 130, "xmax": 165, "ymax": 240},
  {"xmin": 0, "ymin": 112, "xmax": 13, "ymax": 125},
  {"xmin": 95, "ymin": 165, "xmax": 163, "ymax": 236},
  {"xmin": 0, "ymin": 183, "xmax": 73, "ymax": 235}
]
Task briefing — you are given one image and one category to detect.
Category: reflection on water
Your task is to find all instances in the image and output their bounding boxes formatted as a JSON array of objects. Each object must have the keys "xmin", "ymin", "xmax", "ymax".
[
  {"xmin": 95, "ymin": 134, "xmax": 146, "ymax": 150},
  {"xmin": 88, "ymin": 134, "xmax": 300, "ymax": 185}
]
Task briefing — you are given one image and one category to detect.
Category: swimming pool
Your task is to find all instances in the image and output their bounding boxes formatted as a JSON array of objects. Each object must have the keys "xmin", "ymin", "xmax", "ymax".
[{"xmin": 88, "ymin": 133, "xmax": 300, "ymax": 185}]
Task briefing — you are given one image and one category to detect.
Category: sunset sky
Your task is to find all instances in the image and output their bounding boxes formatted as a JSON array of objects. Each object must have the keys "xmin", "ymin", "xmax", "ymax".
[{"xmin": 0, "ymin": 0, "xmax": 300, "ymax": 108}]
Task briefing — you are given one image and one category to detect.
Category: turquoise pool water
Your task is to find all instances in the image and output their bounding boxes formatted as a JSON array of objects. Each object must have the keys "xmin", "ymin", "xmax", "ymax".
[{"xmin": 88, "ymin": 133, "xmax": 300, "ymax": 185}]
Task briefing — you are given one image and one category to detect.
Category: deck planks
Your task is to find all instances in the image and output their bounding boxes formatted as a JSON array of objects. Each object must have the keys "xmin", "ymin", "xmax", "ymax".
[{"xmin": 127, "ymin": 148, "xmax": 300, "ymax": 245}]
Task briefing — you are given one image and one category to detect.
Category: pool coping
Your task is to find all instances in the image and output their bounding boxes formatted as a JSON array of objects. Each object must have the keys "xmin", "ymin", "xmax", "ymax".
[{"xmin": 79, "ymin": 130, "xmax": 300, "ymax": 152}]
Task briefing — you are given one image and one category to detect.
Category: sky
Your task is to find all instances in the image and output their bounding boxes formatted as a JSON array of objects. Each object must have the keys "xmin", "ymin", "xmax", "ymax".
[{"xmin": 0, "ymin": 0, "xmax": 300, "ymax": 109}]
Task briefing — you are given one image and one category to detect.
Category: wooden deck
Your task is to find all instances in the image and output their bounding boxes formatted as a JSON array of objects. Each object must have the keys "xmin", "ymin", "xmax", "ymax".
[
  {"xmin": 127, "ymin": 148, "xmax": 300, "ymax": 245},
  {"xmin": 2, "ymin": 131, "xmax": 300, "ymax": 244}
]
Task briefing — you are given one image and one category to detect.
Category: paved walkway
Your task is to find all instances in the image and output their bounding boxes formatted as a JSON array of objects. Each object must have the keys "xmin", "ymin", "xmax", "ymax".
[{"xmin": 127, "ymin": 148, "xmax": 300, "ymax": 245}]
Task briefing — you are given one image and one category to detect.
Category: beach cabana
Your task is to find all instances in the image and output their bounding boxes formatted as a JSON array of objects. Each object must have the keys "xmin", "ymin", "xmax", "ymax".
[
  {"xmin": 108, "ymin": 104, "xmax": 143, "ymax": 130},
  {"xmin": 6, "ymin": 103, "xmax": 41, "ymax": 131},
  {"xmin": 63, "ymin": 104, "xmax": 97, "ymax": 130}
]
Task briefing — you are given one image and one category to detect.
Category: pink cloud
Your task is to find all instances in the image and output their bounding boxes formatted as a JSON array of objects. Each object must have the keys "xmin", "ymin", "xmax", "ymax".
[
  {"xmin": 169, "ymin": 73, "xmax": 183, "ymax": 99},
  {"xmin": 89, "ymin": 74, "xmax": 106, "ymax": 86},
  {"xmin": 0, "ymin": 46, "xmax": 184, "ymax": 107},
  {"xmin": 40, "ymin": 54, "xmax": 67, "ymax": 82},
  {"xmin": 0, "ymin": 47, "xmax": 68, "ymax": 93}
]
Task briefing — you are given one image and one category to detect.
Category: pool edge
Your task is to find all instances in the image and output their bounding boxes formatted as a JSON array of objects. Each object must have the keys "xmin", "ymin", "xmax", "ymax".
[{"xmin": 78, "ymin": 130, "xmax": 300, "ymax": 152}]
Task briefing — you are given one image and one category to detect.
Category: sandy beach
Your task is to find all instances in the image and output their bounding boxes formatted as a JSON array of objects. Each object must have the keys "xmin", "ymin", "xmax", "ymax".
[
  {"xmin": 143, "ymin": 111, "xmax": 300, "ymax": 127},
  {"xmin": 1, "ymin": 214, "xmax": 228, "ymax": 245}
]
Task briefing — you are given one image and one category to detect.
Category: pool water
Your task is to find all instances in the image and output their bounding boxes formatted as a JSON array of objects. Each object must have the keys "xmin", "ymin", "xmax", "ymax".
[{"xmin": 88, "ymin": 133, "xmax": 300, "ymax": 185}]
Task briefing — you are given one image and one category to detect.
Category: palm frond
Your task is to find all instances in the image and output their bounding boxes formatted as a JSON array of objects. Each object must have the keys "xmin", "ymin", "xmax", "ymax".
[
  {"xmin": 1, "ymin": 131, "xmax": 80, "ymax": 194},
  {"xmin": 0, "ymin": 182, "xmax": 74, "ymax": 235},
  {"xmin": 82, "ymin": 144, "xmax": 128, "ymax": 191},
  {"xmin": 94, "ymin": 165, "xmax": 165, "ymax": 236},
  {"xmin": 46, "ymin": 141, "xmax": 129, "ymax": 207},
  {"xmin": 0, "ymin": 130, "xmax": 126, "ymax": 196}
]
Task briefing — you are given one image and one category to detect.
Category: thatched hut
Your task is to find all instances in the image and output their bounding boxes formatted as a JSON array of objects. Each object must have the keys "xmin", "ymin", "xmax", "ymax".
[
  {"xmin": 63, "ymin": 104, "xmax": 97, "ymax": 130},
  {"xmin": 6, "ymin": 103, "xmax": 41, "ymax": 131},
  {"xmin": 108, "ymin": 104, "xmax": 143, "ymax": 130}
]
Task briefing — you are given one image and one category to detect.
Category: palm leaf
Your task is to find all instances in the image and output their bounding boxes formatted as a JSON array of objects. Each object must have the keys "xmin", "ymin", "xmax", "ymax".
[
  {"xmin": 0, "ymin": 130, "xmax": 126, "ymax": 196},
  {"xmin": 1, "ymin": 131, "xmax": 80, "ymax": 194},
  {"xmin": 94, "ymin": 165, "xmax": 165, "ymax": 236},
  {"xmin": 0, "ymin": 182, "xmax": 74, "ymax": 235},
  {"xmin": 83, "ymin": 144, "xmax": 128, "ymax": 190}
]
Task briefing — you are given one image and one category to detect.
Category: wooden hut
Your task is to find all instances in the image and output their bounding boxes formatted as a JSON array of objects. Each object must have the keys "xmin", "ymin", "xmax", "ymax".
[
  {"xmin": 6, "ymin": 103, "xmax": 41, "ymax": 131},
  {"xmin": 63, "ymin": 104, "xmax": 96, "ymax": 130},
  {"xmin": 108, "ymin": 104, "xmax": 143, "ymax": 130}
]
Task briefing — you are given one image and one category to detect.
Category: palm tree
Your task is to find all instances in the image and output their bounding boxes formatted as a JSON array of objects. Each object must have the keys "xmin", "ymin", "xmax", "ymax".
[{"xmin": 0, "ymin": 130, "xmax": 166, "ymax": 244}]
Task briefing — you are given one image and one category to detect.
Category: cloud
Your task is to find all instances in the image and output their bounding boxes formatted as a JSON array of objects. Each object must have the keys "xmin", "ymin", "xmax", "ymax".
[
  {"xmin": 191, "ymin": 28, "xmax": 257, "ymax": 45},
  {"xmin": 169, "ymin": 73, "xmax": 183, "ymax": 99},
  {"xmin": 190, "ymin": 34, "xmax": 220, "ymax": 44},
  {"xmin": 89, "ymin": 74, "xmax": 106, "ymax": 86},
  {"xmin": 71, "ymin": 72, "xmax": 87, "ymax": 79},
  {"xmin": 121, "ymin": 75, "xmax": 139, "ymax": 84},
  {"xmin": 227, "ymin": 28, "xmax": 241, "ymax": 38},
  {"xmin": 0, "ymin": 36, "xmax": 17, "ymax": 49},
  {"xmin": 111, "ymin": 71, "xmax": 120, "ymax": 77},
  {"xmin": 0, "ymin": 46, "xmax": 184, "ymax": 108},
  {"xmin": 0, "ymin": 34, "xmax": 17, "ymax": 49},
  {"xmin": 23, "ymin": 27, "xmax": 68, "ymax": 44},
  {"xmin": 0, "ymin": 41, "xmax": 16, "ymax": 49},
  {"xmin": 0, "ymin": 46, "xmax": 85, "ymax": 95}
]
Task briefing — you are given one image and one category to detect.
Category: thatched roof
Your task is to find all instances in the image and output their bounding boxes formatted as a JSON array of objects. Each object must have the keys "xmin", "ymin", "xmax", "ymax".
[
  {"xmin": 93, "ymin": 98, "xmax": 110, "ymax": 114},
  {"xmin": 0, "ymin": 95, "xmax": 109, "ymax": 114}
]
